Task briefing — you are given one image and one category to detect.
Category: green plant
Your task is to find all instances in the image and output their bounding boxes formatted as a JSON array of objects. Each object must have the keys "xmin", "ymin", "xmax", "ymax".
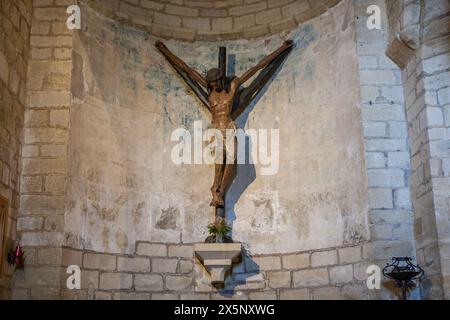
[{"xmin": 207, "ymin": 219, "xmax": 231, "ymax": 236}]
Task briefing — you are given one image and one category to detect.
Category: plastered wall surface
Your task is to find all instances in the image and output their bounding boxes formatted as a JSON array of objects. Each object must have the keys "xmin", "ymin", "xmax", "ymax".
[
  {"xmin": 0, "ymin": 0, "xmax": 33, "ymax": 299},
  {"xmin": 64, "ymin": 0, "xmax": 369, "ymax": 255}
]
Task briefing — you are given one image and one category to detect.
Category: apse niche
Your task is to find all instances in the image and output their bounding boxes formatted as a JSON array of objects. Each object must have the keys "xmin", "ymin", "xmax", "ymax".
[{"xmin": 64, "ymin": 1, "xmax": 369, "ymax": 255}]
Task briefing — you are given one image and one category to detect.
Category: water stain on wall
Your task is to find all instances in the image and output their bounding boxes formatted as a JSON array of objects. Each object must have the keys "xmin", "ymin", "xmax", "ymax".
[{"xmin": 155, "ymin": 206, "xmax": 180, "ymax": 231}]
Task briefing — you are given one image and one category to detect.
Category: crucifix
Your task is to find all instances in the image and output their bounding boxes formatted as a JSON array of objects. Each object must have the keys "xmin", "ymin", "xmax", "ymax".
[{"xmin": 155, "ymin": 39, "xmax": 294, "ymax": 233}]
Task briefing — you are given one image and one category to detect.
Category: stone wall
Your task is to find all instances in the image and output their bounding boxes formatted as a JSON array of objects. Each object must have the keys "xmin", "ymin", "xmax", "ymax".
[
  {"xmin": 7, "ymin": 0, "xmax": 447, "ymax": 300},
  {"xmin": 386, "ymin": 0, "xmax": 450, "ymax": 299},
  {"xmin": 0, "ymin": 0, "xmax": 33, "ymax": 300},
  {"xmin": 354, "ymin": 0, "xmax": 416, "ymax": 299},
  {"xmin": 12, "ymin": 0, "xmax": 74, "ymax": 300},
  {"xmin": 85, "ymin": 0, "xmax": 341, "ymax": 40},
  {"xmin": 12, "ymin": 242, "xmax": 371, "ymax": 300},
  {"xmin": 63, "ymin": 0, "xmax": 369, "ymax": 256},
  {"xmin": 11, "ymin": 0, "xmax": 378, "ymax": 299}
]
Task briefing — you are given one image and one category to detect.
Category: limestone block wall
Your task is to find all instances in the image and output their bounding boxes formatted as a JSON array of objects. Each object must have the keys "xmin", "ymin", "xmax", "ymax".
[
  {"xmin": 406, "ymin": 0, "xmax": 450, "ymax": 299},
  {"xmin": 64, "ymin": 0, "xmax": 369, "ymax": 256},
  {"xmin": 0, "ymin": 0, "xmax": 33, "ymax": 300},
  {"xmin": 386, "ymin": 0, "xmax": 450, "ymax": 299},
  {"xmin": 10, "ymin": 0, "xmax": 379, "ymax": 300},
  {"xmin": 12, "ymin": 0, "xmax": 74, "ymax": 300},
  {"xmin": 354, "ymin": 0, "xmax": 416, "ymax": 299},
  {"xmin": 86, "ymin": 0, "xmax": 342, "ymax": 41},
  {"xmin": 22, "ymin": 242, "xmax": 370, "ymax": 300}
]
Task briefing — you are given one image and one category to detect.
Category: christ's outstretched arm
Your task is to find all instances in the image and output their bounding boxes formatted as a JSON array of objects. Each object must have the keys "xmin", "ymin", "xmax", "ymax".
[
  {"xmin": 238, "ymin": 40, "xmax": 294, "ymax": 85},
  {"xmin": 155, "ymin": 41, "xmax": 208, "ymax": 88}
]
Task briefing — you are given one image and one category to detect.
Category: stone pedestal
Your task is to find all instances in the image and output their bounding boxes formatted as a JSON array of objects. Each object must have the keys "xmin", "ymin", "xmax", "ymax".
[{"xmin": 194, "ymin": 243, "xmax": 242, "ymax": 288}]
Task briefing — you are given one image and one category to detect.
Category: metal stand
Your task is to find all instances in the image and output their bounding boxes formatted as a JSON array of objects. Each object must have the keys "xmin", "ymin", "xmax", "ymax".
[{"xmin": 382, "ymin": 257, "xmax": 424, "ymax": 300}]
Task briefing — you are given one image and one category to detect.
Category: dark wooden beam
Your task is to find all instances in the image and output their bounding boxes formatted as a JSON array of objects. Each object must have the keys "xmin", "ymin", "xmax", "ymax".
[
  {"xmin": 232, "ymin": 46, "xmax": 292, "ymax": 120},
  {"xmin": 171, "ymin": 63, "xmax": 210, "ymax": 111}
]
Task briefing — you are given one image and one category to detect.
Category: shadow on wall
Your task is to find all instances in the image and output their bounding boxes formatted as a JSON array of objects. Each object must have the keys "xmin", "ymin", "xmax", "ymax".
[
  {"xmin": 225, "ymin": 50, "xmax": 291, "ymax": 240},
  {"xmin": 216, "ymin": 247, "xmax": 262, "ymax": 297}
]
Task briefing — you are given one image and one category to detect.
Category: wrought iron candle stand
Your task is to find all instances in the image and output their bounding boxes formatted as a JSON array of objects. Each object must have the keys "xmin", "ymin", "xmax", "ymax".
[{"xmin": 382, "ymin": 257, "xmax": 424, "ymax": 300}]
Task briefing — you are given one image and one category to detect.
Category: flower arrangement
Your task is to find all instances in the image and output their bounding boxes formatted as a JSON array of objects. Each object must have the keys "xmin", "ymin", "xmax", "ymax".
[
  {"xmin": 207, "ymin": 218, "xmax": 231, "ymax": 243},
  {"xmin": 7, "ymin": 244, "xmax": 25, "ymax": 270}
]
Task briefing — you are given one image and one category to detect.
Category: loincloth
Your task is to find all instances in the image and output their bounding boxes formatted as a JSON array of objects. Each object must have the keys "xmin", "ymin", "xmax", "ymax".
[{"xmin": 208, "ymin": 121, "xmax": 237, "ymax": 163}]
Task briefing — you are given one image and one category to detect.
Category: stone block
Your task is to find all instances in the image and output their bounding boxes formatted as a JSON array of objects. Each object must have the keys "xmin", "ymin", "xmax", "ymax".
[
  {"xmin": 21, "ymin": 176, "xmax": 43, "ymax": 193},
  {"xmin": 44, "ymin": 175, "xmax": 66, "ymax": 195},
  {"xmin": 179, "ymin": 260, "xmax": 194, "ymax": 273},
  {"xmin": 41, "ymin": 145, "xmax": 67, "ymax": 158},
  {"xmin": 339, "ymin": 246, "xmax": 361, "ymax": 264},
  {"xmin": 362, "ymin": 104, "xmax": 406, "ymax": 122},
  {"xmin": 36, "ymin": 247, "xmax": 62, "ymax": 265},
  {"xmin": 311, "ymin": 286, "xmax": 344, "ymax": 300},
  {"xmin": 135, "ymin": 274, "xmax": 164, "ymax": 292},
  {"xmin": 267, "ymin": 271, "xmax": 291, "ymax": 288},
  {"xmin": 329, "ymin": 265, "xmax": 353, "ymax": 284},
  {"xmin": 136, "ymin": 243, "xmax": 167, "ymax": 257},
  {"xmin": 166, "ymin": 4, "xmax": 199, "ymax": 17},
  {"xmin": 81, "ymin": 270, "xmax": 99, "ymax": 289},
  {"xmin": 54, "ymin": 48, "xmax": 72, "ymax": 60},
  {"xmin": 255, "ymin": 8, "xmax": 282, "ymax": 24},
  {"xmin": 95, "ymin": 291, "xmax": 112, "ymax": 300},
  {"xmin": 141, "ymin": 0, "xmax": 164, "ymax": 10},
  {"xmin": 438, "ymin": 87, "xmax": 450, "ymax": 105},
  {"xmin": 17, "ymin": 216, "xmax": 44, "ymax": 231},
  {"xmin": 394, "ymin": 188, "xmax": 412, "ymax": 209},
  {"xmin": 293, "ymin": 268, "xmax": 329, "ymax": 287},
  {"xmin": 423, "ymin": 53, "xmax": 450, "ymax": 75},
  {"xmin": 83, "ymin": 253, "xmax": 116, "ymax": 270},
  {"xmin": 229, "ymin": 2, "xmax": 267, "ymax": 16},
  {"xmin": 99, "ymin": 273, "xmax": 132, "ymax": 290},
  {"xmin": 152, "ymin": 293, "xmax": 179, "ymax": 300},
  {"xmin": 154, "ymin": 12, "xmax": 182, "ymax": 28},
  {"xmin": 113, "ymin": 292, "xmax": 151, "ymax": 300},
  {"xmin": 365, "ymin": 152, "xmax": 385, "ymax": 168},
  {"xmin": 34, "ymin": 7, "xmax": 67, "ymax": 21},
  {"xmin": 30, "ymin": 35, "xmax": 73, "ymax": 48},
  {"xmin": 166, "ymin": 275, "xmax": 193, "ymax": 290},
  {"xmin": 387, "ymin": 152, "xmax": 410, "ymax": 168},
  {"xmin": 28, "ymin": 91, "xmax": 71, "ymax": 108},
  {"xmin": 22, "ymin": 145, "xmax": 39, "ymax": 158},
  {"xmin": 61, "ymin": 248, "xmax": 83, "ymax": 266},
  {"xmin": 367, "ymin": 169, "xmax": 405, "ymax": 188},
  {"xmin": 368, "ymin": 188, "xmax": 393, "ymax": 209},
  {"xmin": 282, "ymin": 253, "xmax": 309, "ymax": 269},
  {"xmin": 30, "ymin": 287, "xmax": 61, "ymax": 300},
  {"xmin": 365, "ymin": 139, "xmax": 407, "ymax": 152},
  {"xmin": 50, "ymin": 109, "xmax": 69, "ymax": 127},
  {"xmin": 426, "ymin": 107, "xmax": 444, "ymax": 126},
  {"xmin": 249, "ymin": 291, "xmax": 277, "ymax": 300},
  {"xmin": 25, "ymin": 109, "xmax": 49, "ymax": 127},
  {"xmin": 279, "ymin": 288, "xmax": 309, "ymax": 300},
  {"xmin": 252, "ymin": 256, "xmax": 281, "ymax": 271},
  {"xmin": 180, "ymin": 293, "xmax": 211, "ymax": 300},
  {"xmin": 168, "ymin": 244, "xmax": 193, "ymax": 258},
  {"xmin": 44, "ymin": 215, "xmax": 64, "ymax": 232},
  {"xmin": 212, "ymin": 17, "xmax": 232, "ymax": 30},
  {"xmin": 363, "ymin": 122, "xmax": 387, "ymax": 138},
  {"xmin": 281, "ymin": 0, "xmax": 310, "ymax": 18},
  {"xmin": 359, "ymin": 70, "xmax": 401, "ymax": 86},
  {"xmin": 311, "ymin": 250, "xmax": 337, "ymax": 267},
  {"xmin": 233, "ymin": 14, "xmax": 256, "ymax": 29},
  {"xmin": 182, "ymin": 17, "xmax": 211, "ymax": 31},
  {"xmin": 117, "ymin": 256, "xmax": 150, "ymax": 272},
  {"xmin": 152, "ymin": 258, "xmax": 178, "ymax": 273}
]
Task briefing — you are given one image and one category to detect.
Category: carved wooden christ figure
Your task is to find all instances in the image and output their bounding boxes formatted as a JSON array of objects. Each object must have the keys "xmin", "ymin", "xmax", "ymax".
[{"xmin": 155, "ymin": 40, "xmax": 294, "ymax": 209}]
